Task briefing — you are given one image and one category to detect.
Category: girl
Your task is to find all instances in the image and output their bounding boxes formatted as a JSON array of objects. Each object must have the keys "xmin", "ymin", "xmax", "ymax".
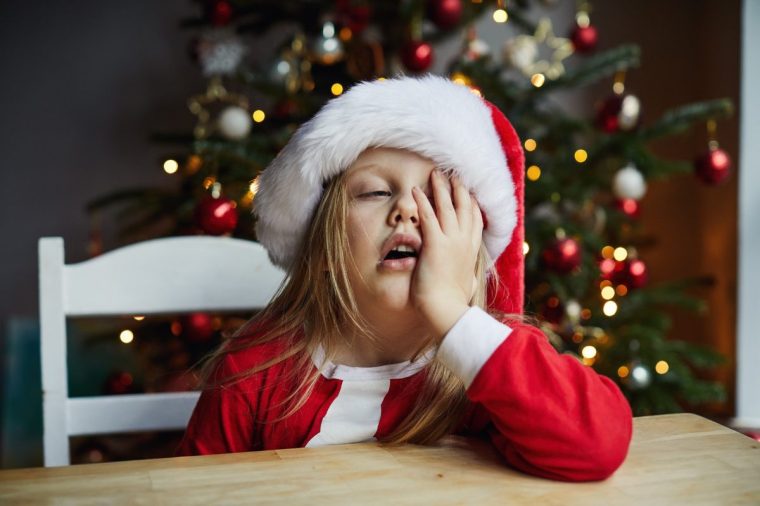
[{"xmin": 177, "ymin": 75, "xmax": 633, "ymax": 482}]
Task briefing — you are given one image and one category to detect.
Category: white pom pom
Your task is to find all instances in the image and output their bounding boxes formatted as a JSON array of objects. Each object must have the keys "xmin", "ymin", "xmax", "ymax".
[
  {"xmin": 613, "ymin": 164, "xmax": 647, "ymax": 200},
  {"xmin": 218, "ymin": 106, "xmax": 252, "ymax": 140}
]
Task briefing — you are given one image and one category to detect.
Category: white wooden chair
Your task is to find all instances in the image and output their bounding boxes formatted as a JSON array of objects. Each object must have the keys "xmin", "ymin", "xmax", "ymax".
[{"xmin": 38, "ymin": 236, "xmax": 285, "ymax": 467}]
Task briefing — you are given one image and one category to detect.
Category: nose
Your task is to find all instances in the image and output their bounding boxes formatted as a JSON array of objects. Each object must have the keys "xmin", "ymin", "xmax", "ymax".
[{"xmin": 388, "ymin": 190, "xmax": 419, "ymax": 226}]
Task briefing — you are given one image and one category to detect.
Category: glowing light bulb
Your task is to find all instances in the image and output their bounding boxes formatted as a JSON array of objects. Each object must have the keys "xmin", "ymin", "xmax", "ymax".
[
  {"xmin": 613, "ymin": 247, "xmax": 628, "ymax": 261},
  {"xmin": 249, "ymin": 177, "xmax": 260, "ymax": 195},
  {"xmin": 331, "ymin": 83, "xmax": 344, "ymax": 96},
  {"xmin": 252, "ymin": 110, "xmax": 265, "ymax": 123},
  {"xmin": 493, "ymin": 8, "xmax": 508, "ymax": 23},
  {"xmin": 581, "ymin": 345, "xmax": 597, "ymax": 359},
  {"xmin": 523, "ymin": 242, "xmax": 530, "ymax": 255},
  {"xmin": 527, "ymin": 165, "xmax": 541, "ymax": 181},
  {"xmin": 601, "ymin": 245, "xmax": 615, "ymax": 259},
  {"xmin": 655, "ymin": 360, "xmax": 670, "ymax": 374},
  {"xmin": 524, "ymin": 139, "xmax": 537, "ymax": 151},
  {"xmin": 603, "ymin": 300, "xmax": 618, "ymax": 316},
  {"xmin": 618, "ymin": 365, "xmax": 630, "ymax": 378},
  {"xmin": 530, "ymin": 73, "xmax": 545, "ymax": 88},
  {"xmin": 163, "ymin": 159, "xmax": 179, "ymax": 174},
  {"xmin": 601, "ymin": 286, "xmax": 616, "ymax": 300},
  {"xmin": 574, "ymin": 149, "xmax": 588, "ymax": 163},
  {"xmin": 119, "ymin": 330, "xmax": 134, "ymax": 344}
]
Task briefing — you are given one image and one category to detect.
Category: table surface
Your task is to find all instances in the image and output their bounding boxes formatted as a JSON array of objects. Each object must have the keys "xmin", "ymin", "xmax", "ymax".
[{"xmin": 1, "ymin": 413, "xmax": 758, "ymax": 505}]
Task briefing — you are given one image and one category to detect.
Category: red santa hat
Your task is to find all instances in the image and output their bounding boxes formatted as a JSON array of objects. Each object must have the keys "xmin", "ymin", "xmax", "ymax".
[{"xmin": 254, "ymin": 75, "xmax": 524, "ymax": 314}]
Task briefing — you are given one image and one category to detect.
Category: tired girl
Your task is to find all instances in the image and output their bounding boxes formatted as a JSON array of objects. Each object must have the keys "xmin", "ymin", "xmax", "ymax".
[{"xmin": 177, "ymin": 75, "xmax": 632, "ymax": 482}]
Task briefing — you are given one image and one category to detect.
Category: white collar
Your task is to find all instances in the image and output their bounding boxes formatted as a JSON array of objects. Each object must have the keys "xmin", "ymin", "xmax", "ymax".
[{"xmin": 311, "ymin": 344, "xmax": 434, "ymax": 381}]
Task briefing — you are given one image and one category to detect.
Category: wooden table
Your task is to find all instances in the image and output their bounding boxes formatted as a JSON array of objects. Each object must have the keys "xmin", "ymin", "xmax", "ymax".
[{"xmin": 1, "ymin": 414, "xmax": 758, "ymax": 505}]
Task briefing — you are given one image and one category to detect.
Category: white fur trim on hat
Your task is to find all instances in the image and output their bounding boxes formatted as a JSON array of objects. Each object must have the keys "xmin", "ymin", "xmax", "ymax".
[{"xmin": 254, "ymin": 75, "xmax": 517, "ymax": 270}]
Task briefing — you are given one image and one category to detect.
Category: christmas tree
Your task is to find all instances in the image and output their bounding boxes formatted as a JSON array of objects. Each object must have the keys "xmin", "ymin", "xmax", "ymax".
[{"xmin": 88, "ymin": 0, "xmax": 731, "ymax": 420}]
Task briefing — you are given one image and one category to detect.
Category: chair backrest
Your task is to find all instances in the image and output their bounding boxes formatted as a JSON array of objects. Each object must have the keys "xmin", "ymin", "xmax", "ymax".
[{"xmin": 39, "ymin": 236, "xmax": 285, "ymax": 466}]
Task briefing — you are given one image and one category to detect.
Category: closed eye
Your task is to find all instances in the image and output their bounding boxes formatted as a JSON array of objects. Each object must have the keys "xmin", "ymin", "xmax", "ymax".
[{"xmin": 359, "ymin": 190, "xmax": 392, "ymax": 198}]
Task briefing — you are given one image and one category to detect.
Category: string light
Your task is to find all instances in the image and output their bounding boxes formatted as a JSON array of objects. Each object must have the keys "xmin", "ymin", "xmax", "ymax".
[
  {"xmin": 581, "ymin": 345, "xmax": 597, "ymax": 359},
  {"xmin": 600, "ymin": 279, "xmax": 613, "ymax": 289},
  {"xmin": 493, "ymin": 8, "xmax": 508, "ymax": 23},
  {"xmin": 524, "ymin": 138, "xmax": 537, "ymax": 151},
  {"xmin": 618, "ymin": 365, "xmax": 630, "ymax": 378},
  {"xmin": 603, "ymin": 300, "xmax": 618, "ymax": 316},
  {"xmin": 601, "ymin": 286, "xmax": 616, "ymax": 300},
  {"xmin": 133, "ymin": 316, "xmax": 145, "ymax": 321},
  {"xmin": 202, "ymin": 176, "xmax": 216, "ymax": 190},
  {"xmin": 574, "ymin": 149, "xmax": 588, "ymax": 163},
  {"xmin": 163, "ymin": 159, "xmax": 179, "ymax": 174},
  {"xmin": 249, "ymin": 177, "xmax": 260, "ymax": 196},
  {"xmin": 580, "ymin": 308, "xmax": 592, "ymax": 320},
  {"xmin": 119, "ymin": 330, "xmax": 134, "ymax": 344},
  {"xmin": 527, "ymin": 165, "xmax": 542, "ymax": 181},
  {"xmin": 530, "ymin": 73, "xmax": 546, "ymax": 88},
  {"xmin": 601, "ymin": 245, "xmax": 615, "ymax": 259},
  {"xmin": 655, "ymin": 360, "xmax": 670, "ymax": 374},
  {"xmin": 252, "ymin": 110, "xmax": 266, "ymax": 123},
  {"xmin": 616, "ymin": 285, "xmax": 629, "ymax": 296},
  {"xmin": 331, "ymin": 83, "xmax": 344, "ymax": 96},
  {"xmin": 613, "ymin": 247, "xmax": 628, "ymax": 261},
  {"xmin": 339, "ymin": 27, "xmax": 352, "ymax": 41},
  {"xmin": 523, "ymin": 242, "xmax": 530, "ymax": 255},
  {"xmin": 450, "ymin": 72, "xmax": 472, "ymax": 86}
]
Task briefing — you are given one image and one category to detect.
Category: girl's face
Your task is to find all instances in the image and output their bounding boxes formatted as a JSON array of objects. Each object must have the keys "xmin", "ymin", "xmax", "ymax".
[{"xmin": 344, "ymin": 147, "xmax": 451, "ymax": 317}]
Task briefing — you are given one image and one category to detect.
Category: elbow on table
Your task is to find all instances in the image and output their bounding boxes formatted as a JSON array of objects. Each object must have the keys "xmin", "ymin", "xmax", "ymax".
[{"xmin": 563, "ymin": 420, "xmax": 633, "ymax": 482}]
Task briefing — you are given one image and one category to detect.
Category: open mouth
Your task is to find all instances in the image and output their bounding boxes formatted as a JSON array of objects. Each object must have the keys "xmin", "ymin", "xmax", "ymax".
[{"xmin": 384, "ymin": 245, "xmax": 419, "ymax": 261}]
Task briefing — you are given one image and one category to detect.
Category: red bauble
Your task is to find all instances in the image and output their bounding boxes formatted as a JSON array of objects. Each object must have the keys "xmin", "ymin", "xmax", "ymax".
[
  {"xmin": 695, "ymin": 147, "xmax": 732, "ymax": 185},
  {"xmin": 570, "ymin": 24, "xmax": 598, "ymax": 53},
  {"xmin": 195, "ymin": 195, "xmax": 239, "ymax": 235},
  {"xmin": 599, "ymin": 258, "xmax": 648, "ymax": 288},
  {"xmin": 336, "ymin": 0, "xmax": 372, "ymax": 34},
  {"xmin": 615, "ymin": 198, "xmax": 641, "ymax": 218},
  {"xmin": 595, "ymin": 93, "xmax": 641, "ymax": 133},
  {"xmin": 625, "ymin": 259, "xmax": 648, "ymax": 289},
  {"xmin": 207, "ymin": 0, "xmax": 233, "ymax": 26},
  {"xmin": 402, "ymin": 41, "xmax": 434, "ymax": 72},
  {"xmin": 104, "ymin": 371, "xmax": 137, "ymax": 395},
  {"xmin": 180, "ymin": 312, "xmax": 216, "ymax": 342},
  {"xmin": 542, "ymin": 238, "xmax": 582, "ymax": 274},
  {"xmin": 429, "ymin": 0, "xmax": 463, "ymax": 29}
]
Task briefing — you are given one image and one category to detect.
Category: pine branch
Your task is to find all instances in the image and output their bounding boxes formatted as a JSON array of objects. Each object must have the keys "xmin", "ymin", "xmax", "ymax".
[
  {"xmin": 537, "ymin": 45, "xmax": 641, "ymax": 92},
  {"xmin": 638, "ymin": 99, "xmax": 734, "ymax": 140}
]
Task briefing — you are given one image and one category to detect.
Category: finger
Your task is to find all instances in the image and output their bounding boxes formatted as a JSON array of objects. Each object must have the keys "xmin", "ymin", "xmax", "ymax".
[
  {"xmin": 431, "ymin": 170, "xmax": 456, "ymax": 232},
  {"xmin": 413, "ymin": 186, "xmax": 442, "ymax": 241},
  {"xmin": 451, "ymin": 175, "xmax": 472, "ymax": 231}
]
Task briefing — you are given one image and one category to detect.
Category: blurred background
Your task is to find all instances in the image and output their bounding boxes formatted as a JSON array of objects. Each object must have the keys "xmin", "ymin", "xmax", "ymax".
[{"xmin": 0, "ymin": 0, "xmax": 755, "ymax": 468}]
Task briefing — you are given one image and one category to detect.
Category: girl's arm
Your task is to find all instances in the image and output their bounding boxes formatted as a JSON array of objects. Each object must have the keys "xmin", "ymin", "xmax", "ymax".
[{"xmin": 437, "ymin": 307, "xmax": 633, "ymax": 482}]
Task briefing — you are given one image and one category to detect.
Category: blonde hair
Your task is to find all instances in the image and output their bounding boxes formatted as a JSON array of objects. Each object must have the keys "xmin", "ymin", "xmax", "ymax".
[{"xmin": 200, "ymin": 171, "xmax": 499, "ymax": 446}]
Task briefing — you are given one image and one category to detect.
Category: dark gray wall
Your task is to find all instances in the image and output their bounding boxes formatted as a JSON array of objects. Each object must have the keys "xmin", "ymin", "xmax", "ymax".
[{"xmin": 0, "ymin": 1, "xmax": 205, "ymax": 327}]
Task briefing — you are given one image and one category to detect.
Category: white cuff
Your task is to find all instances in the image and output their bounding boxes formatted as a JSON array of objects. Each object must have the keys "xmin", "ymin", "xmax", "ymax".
[{"xmin": 436, "ymin": 307, "xmax": 512, "ymax": 389}]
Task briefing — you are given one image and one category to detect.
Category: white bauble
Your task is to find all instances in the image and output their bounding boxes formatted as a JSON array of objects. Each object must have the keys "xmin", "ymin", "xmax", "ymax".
[
  {"xmin": 218, "ymin": 106, "xmax": 252, "ymax": 140},
  {"xmin": 613, "ymin": 164, "xmax": 647, "ymax": 201}
]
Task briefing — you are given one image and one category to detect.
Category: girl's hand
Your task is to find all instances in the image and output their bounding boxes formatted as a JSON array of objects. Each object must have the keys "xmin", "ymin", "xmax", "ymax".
[{"xmin": 411, "ymin": 169, "xmax": 483, "ymax": 341}]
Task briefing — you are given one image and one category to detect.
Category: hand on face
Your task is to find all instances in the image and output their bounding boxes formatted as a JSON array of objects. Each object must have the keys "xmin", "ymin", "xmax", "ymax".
[{"xmin": 411, "ymin": 169, "xmax": 484, "ymax": 340}]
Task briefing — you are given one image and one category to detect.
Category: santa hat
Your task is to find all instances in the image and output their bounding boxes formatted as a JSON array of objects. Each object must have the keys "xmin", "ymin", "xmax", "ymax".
[{"xmin": 254, "ymin": 75, "xmax": 524, "ymax": 314}]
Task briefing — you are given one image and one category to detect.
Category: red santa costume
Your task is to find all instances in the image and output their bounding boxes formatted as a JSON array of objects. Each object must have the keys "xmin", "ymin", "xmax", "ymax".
[{"xmin": 177, "ymin": 76, "xmax": 633, "ymax": 482}]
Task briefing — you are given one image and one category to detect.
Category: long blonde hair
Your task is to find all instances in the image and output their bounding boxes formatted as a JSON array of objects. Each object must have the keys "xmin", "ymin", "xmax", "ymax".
[{"xmin": 200, "ymin": 171, "xmax": 498, "ymax": 445}]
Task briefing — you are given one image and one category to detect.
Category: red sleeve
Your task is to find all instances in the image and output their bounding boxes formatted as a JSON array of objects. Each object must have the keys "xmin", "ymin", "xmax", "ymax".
[
  {"xmin": 176, "ymin": 350, "xmax": 260, "ymax": 456},
  {"xmin": 462, "ymin": 323, "xmax": 632, "ymax": 482}
]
